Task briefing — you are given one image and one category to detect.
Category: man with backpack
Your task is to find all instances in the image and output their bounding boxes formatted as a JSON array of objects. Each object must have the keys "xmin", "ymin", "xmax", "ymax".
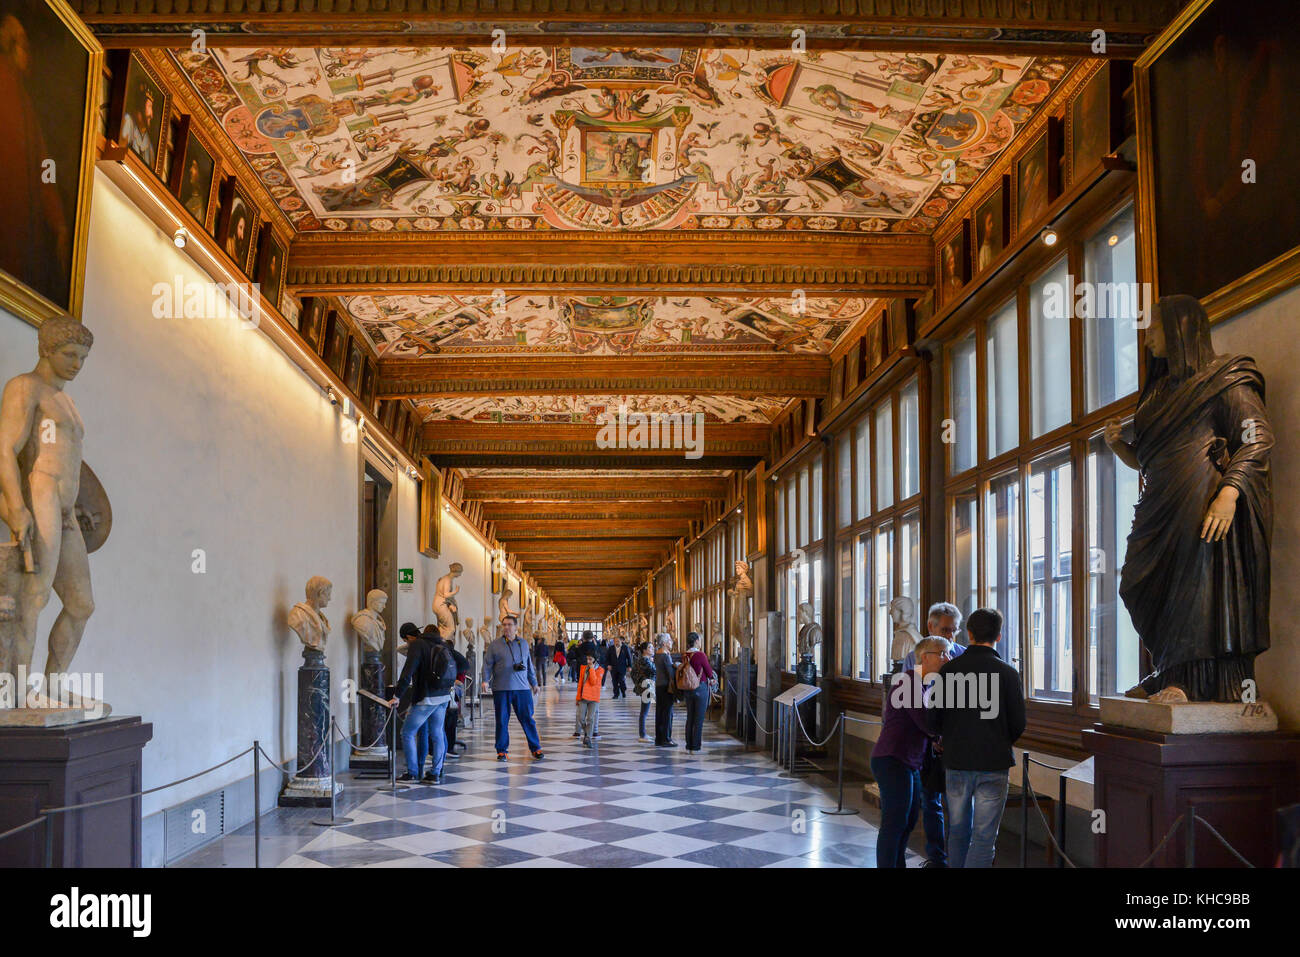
[{"xmin": 390, "ymin": 625, "xmax": 458, "ymax": 784}]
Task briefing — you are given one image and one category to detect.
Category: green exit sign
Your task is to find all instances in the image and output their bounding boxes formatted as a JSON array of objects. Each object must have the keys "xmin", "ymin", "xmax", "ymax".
[{"xmin": 398, "ymin": 568, "xmax": 414, "ymax": 584}]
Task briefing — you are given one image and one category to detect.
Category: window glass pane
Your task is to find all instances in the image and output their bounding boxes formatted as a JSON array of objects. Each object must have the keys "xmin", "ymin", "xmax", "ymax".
[
  {"xmin": 1083, "ymin": 205, "xmax": 1140, "ymax": 412},
  {"xmin": 899, "ymin": 379, "xmax": 920, "ymax": 499},
  {"xmin": 985, "ymin": 471, "xmax": 1022, "ymax": 668},
  {"xmin": 952, "ymin": 491, "xmax": 979, "ymax": 626},
  {"xmin": 798, "ymin": 464, "xmax": 810, "ymax": 546},
  {"xmin": 854, "ymin": 533, "xmax": 869, "ymax": 679},
  {"xmin": 986, "ymin": 299, "xmax": 1019, "ymax": 458},
  {"xmin": 839, "ymin": 543, "xmax": 853, "ymax": 676},
  {"xmin": 1030, "ymin": 258, "xmax": 1072, "ymax": 437},
  {"xmin": 854, "ymin": 419, "xmax": 871, "ymax": 519},
  {"xmin": 873, "ymin": 523, "xmax": 894, "ymax": 682},
  {"xmin": 875, "ymin": 400, "xmax": 894, "ymax": 510},
  {"xmin": 777, "ymin": 481, "xmax": 785, "ymax": 556},
  {"xmin": 899, "ymin": 508, "xmax": 922, "ymax": 621},
  {"xmin": 1087, "ymin": 430, "xmax": 1141, "ymax": 701},
  {"xmin": 784, "ymin": 566, "xmax": 797, "ymax": 670},
  {"xmin": 812, "ymin": 455, "xmax": 823, "ymax": 541},
  {"xmin": 1028, "ymin": 448, "xmax": 1073, "ymax": 700},
  {"xmin": 811, "ymin": 554, "xmax": 824, "ymax": 663},
  {"xmin": 786, "ymin": 475, "xmax": 796, "ymax": 554},
  {"xmin": 838, "ymin": 433, "xmax": 852, "ymax": 527},
  {"xmin": 949, "ymin": 331, "xmax": 977, "ymax": 473}
]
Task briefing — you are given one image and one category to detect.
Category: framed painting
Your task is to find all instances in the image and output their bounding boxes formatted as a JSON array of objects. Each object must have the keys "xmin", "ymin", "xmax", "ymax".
[
  {"xmin": 1014, "ymin": 133, "xmax": 1055, "ymax": 235},
  {"xmin": 936, "ymin": 220, "xmax": 971, "ymax": 308},
  {"xmin": 579, "ymin": 127, "xmax": 657, "ymax": 188},
  {"xmin": 173, "ymin": 127, "xmax": 217, "ymax": 231},
  {"xmin": 379, "ymin": 397, "xmax": 397, "ymax": 434},
  {"xmin": 322, "ymin": 310, "xmax": 348, "ymax": 376},
  {"xmin": 1067, "ymin": 62, "xmax": 1114, "ymax": 186},
  {"xmin": 296, "ymin": 298, "xmax": 323, "ymax": 353},
  {"xmin": 0, "ymin": 0, "xmax": 102, "ymax": 328},
  {"xmin": 216, "ymin": 177, "xmax": 258, "ymax": 274},
  {"xmin": 973, "ymin": 176, "xmax": 1010, "ymax": 275},
  {"xmin": 343, "ymin": 339, "xmax": 363, "ymax": 395},
  {"xmin": 360, "ymin": 356, "xmax": 378, "ymax": 412},
  {"xmin": 418, "ymin": 459, "xmax": 442, "ymax": 558},
  {"xmin": 113, "ymin": 51, "xmax": 166, "ymax": 177},
  {"xmin": 254, "ymin": 228, "xmax": 286, "ymax": 316},
  {"xmin": 1135, "ymin": 0, "xmax": 1300, "ymax": 316}
]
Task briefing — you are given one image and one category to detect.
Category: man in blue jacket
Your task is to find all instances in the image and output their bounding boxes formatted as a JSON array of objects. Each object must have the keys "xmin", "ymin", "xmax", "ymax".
[{"xmin": 480, "ymin": 615, "xmax": 544, "ymax": 761}]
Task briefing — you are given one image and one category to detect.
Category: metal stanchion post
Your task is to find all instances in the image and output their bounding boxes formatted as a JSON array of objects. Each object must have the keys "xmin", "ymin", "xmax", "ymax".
[
  {"xmin": 253, "ymin": 740, "xmax": 261, "ymax": 869},
  {"xmin": 819, "ymin": 714, "xmax": 859, "ymax": 816},
  {"xmin": 314, "ymin": 723, "xmax": 354, "ymax": 825},
  {"xmin": 1020, "ymin": 753, "xmax": 1029, "ymax": 869},
  {"xmin": 376, "ymin": 702, "xmax": 410, "ymax": 793}
]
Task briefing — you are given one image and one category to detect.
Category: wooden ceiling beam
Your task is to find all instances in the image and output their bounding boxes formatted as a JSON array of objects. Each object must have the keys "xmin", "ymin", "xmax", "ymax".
[
  {"xmin": 483, "ymin": 501, "xmax": 705, "ymax": 520},
  {"xmin": 381, "ymin": 355, "xmax": 827, "ymax": 400},
  {"xmin": 494, "ymin": 519, "xmax": 690, "ymax": 538},
  {"xmin": 464, "ymin": 476, "xmax": 729, "ymax": 501}
]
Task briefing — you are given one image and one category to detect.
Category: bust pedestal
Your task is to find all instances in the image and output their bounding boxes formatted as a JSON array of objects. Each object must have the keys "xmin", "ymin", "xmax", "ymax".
[
  {"xmin": 0, "ymin": 716, "xmax": 153, "ymax": 866},
  {"xmin": 350, "ymin": 650, "xmax": 388, "ymax": 771},
  {"xmin": 280, "ymin": 647, "xmax": 341, "ymax": 807},
  {"xmin": 1084, "ymin": 707, "xmax": 1300, "ymax": 867}
]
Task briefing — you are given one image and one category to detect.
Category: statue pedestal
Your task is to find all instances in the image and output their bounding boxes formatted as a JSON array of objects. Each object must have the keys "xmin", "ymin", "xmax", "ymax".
[
  {"xmin": 795, "ymin": 654, "xmax": 819, "ymax": 743},
  {"xmin": 1083, "ymin": 722, "xmax": 1300, "ymax": 866},
  {"xmin": 0, "ymin": 716, "xmax": 153, "ymax": 866},
  {"xmin": 1099, "ymin": 695, "xmax": 1279, "ymax": 734},
  {"xmin": 722, "ymin": 661, "xmax": 758, "ymax": 743},
  {"xmin": 350, "ymin": 651, "xmax": 388, "ymax": 771},
  {"xmin": 280, "ymin": 648, "xmax": 341, "ymax": 807}
]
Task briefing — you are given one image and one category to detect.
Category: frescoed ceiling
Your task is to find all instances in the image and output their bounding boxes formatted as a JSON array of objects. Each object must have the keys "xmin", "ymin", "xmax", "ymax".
[
  {"xmin": 413, "ymin": 393, "xmax": 788, "ymax": 424},
  {"xmin": 344, "ymin": 293, "xmax": 875, "ymax": 357},
  {"xmin": 171, "ymin": 45, "xmax": 1073, "ymax": 235}
]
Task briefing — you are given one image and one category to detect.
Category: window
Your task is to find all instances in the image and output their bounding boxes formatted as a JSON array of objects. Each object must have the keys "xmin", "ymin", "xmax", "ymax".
[
  {"xmin": 567, "ymin": 621, "xmax": 602, "ymax": 643},
  {"xmin": 839, "ymin": 542, "xmax": 853, "ymax": 676},
  {"xmin": 1027, "ymin": 448, "xmax": 1072, "ymax": 700},
  {"xmin": 1086, "ymin": 429, "xmax": 1141, "ymax": 700},
  {"xmin": 985, "ymin": 470, "xmax": 1022, "ymax": 667},
  {"xmin": 949, "ymin": 331, "xmax": 977, "ymax": 473},
  {"xmin": 1083, "ymin": 204, "xmax": 1140, "ymax": 412},
  {"xmin": 854, "ymin": 418, "xmax": 871, "ymax": 520},
  {"xmin": 837, "ymin": 433, "xmax": 852, "ymax": 527},
  {"xmin": 854, "ymin": 532, "xmax": 870, "ymax": 679},
  {"xmin": 777, "ymin": 449, "xmax": 825, "ymax": 670},
  {"xmin": 873, "ymin": 523, "xmax": 894, "ymax": 681},
  {"xmin": 874, "ymin": 400, "xmax": 894, "ymax": 510},
  {"xmin": 811, "ymin": 456, "xmax": 823, "ymax": 542},
  {"xmin": 899, "ymin": 509, "xmax": 922, "ymax": 623},
  {"xmin": 1029, "ymin": 258, "xmax": 1072, "ymax": 437},
  {"xmin": 986, "ymin": 299, "xmax": 1019, "ymax": 458},
  {"xmin": 798, "ymin": 463, "xmax": 810, "ymax": 546},
  {"xmin": 899, "ymin": 379, "xmax": 920, "ymax": 499},
  {"xmin": 952, "ymin": 491, "xmax": 979, "ymax": 624}
]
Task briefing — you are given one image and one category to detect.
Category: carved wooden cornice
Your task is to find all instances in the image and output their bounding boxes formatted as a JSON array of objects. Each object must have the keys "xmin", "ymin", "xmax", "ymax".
[
  {"xmin": 381, "ymin": 355, "xmax": 828, "ymax": 399},
  {"xmin": 75, "ymin": 0, "xmax": 1178, "ymax": 54},
  {"xmin": 464, "ymin": 476, "xmax": 729, "ymax": 500},
  {"xmin": 422, "ymin": 421, "xmax": 768, "ymax": 455},
  {"xmin": 429, "ymin": 453, "xmax": 761, "ymax": 469}
]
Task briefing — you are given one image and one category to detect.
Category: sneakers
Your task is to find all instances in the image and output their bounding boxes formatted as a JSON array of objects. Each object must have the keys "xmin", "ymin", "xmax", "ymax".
[
  {"xmin": 572, "ymin": 732, "xmax": 581, "ymax": 738},
  {"xmin": 639, "ymin": 735, "xmax": 650, "ymax": 742},
  {"xmin": 592, "ymin": 732, "xmax": 601, "ymax": 738},
  {"xmin": 496, "ymin": 752, "xmax": 507, "ymax": 761},
  {"xmin": 422, "ymin": 771, "xmax": 443, "ymax": 784},
  {"xmin": 397, "ymin": 772, "xmax": 416, "ymax": 782},
  {"xmin": 531, "ymin": 749, "xmax": 545, "ymax": 760},
  {"xmin": 582, "ymin": 739, "xmax": 592, "ymax": 748}
]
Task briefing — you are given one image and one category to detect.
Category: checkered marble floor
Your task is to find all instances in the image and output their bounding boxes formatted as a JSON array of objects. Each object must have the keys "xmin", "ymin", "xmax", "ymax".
[{"xmin": 182, "ymin": 681, "xmax": 917, "ymax": 868}]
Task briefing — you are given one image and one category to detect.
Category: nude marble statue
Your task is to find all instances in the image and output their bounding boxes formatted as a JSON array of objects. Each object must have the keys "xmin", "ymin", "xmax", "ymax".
[
  {"xmin": 433, "ymin": 562, "xmax": 462, "ymax": 639},
  {"xmin": 350, "ymin": 589, "xmax": 387, "ymax": 655},
  {"xmin": 498, "ymin": 585, "xmax": 518, "ymax": 625},
  {"xmin": 727, "ymin": 560, "xmax": 754, "ymax": 659},
  {"xmin": 289, "ymin": 576, "xmax": 332, "ymax": 653}
]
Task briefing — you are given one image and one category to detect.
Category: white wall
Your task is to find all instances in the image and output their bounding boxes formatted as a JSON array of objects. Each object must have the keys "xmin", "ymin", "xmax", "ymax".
[
  {"xmin": 1211, "ymin": 282, "xmax": 1300, "ymax": 730},
  {"xmin": 2, "ymin": 172, "xmax": 362, "ymax": 815}
]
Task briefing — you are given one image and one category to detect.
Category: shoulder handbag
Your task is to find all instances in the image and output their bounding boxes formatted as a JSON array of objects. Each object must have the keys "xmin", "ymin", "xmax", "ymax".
[{"xmin": 675, "ymin": 653, "xmax": 701, "ymax": 692}]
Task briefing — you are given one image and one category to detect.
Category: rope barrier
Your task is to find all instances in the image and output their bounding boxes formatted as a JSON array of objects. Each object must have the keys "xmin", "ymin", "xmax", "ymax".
[
  {"xmin": 841, "ymin": 713, "xmax": 883, "ymax": 726},
  {"xmin": 258, "ymin": 733, "xmax": 330, "ymax": 781},
  {"xmin": 339, "ymin": 707, "xmax": 392, "ymax": 752},
  {"xmin": 793, "ymin": 703, "xmax": 843, "ymax": 749},
  {"xmin": 0, "ymin": 815, "xmax": 50, "ymax": 844},
  {"xmin": 722, "ymin": 675, "xmax": 774, "ymax": 735},
  {"xmin": 1020, "ymin": 769, "xmax": 1078, "ymax": 868},
  {"xmin": 1137, "ymin": 816, "xmax": 1184, "ymax": 868},
  {"xmin": 1193, "ymin": 814, "xmax": 1254, "ymax": 868},
  {"xmin": 1023, "ymin": 754, "xmax": 1073, "ymax": 773}
]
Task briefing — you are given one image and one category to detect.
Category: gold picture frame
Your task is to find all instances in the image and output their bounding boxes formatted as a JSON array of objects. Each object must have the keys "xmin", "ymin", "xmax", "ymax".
[
  {"xmin": 0, "ymin": 0, "xmax": 103, "ymax": 328},
  {"xmin": 579, "ymin": 127, "xmax": 659, "ymax": 189},
  {"xmin": 418, "ymin": 459, "xmax": 442, "ymax": 558},
  {"xmin": 1134, "ymin": 0, "xmax": 1300, "ymax": 322}
]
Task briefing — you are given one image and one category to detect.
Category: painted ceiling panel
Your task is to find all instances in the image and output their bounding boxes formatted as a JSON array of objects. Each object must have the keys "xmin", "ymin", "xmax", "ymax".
[
  {"xmin": 172, "ymin": 46, "xmax": 1073, "ymax": 234},
  {"xmin": 414, "ymin": 393, "xmax": 788, "ymax": 423}
]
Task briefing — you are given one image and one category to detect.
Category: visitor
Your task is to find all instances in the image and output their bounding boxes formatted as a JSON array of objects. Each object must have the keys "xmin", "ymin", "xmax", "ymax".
[
  {"xmin": 390, "ymin": 624, "xmax": 456, "ymax": 784},
  {"xmin": 870, "ymin": 636, "xmax": 950, "ymax": 868},
  {"xmin": 568, "ymin": 640, "xmax": 580, "ymax": 682},
  {"xmin": 929, "ymin": 607, "xmax": 1026, "ymax": 868},
  {"xmin": 630, "ymin": 641, "xmax": 656, "ymax": 741},
  {"xmin": 443, "ymin": 636, "xmax": 470, "ymax": 760},
  {"xmin": 553, "ymin": 642, "xmax": 567, "ymax": 684},
  {"xmin": 653, "ymin": 634, "xmax": 677, "ymax": 747},
  {"xmin": 574, "ymin": 630, "xmax": 601, "ymax": 737},
  {"xmin": 677, "ymin": 632, "xmax": 716, "ymax": 754},
  {"xmin": 575, "ymin": 652, "xmax": 603, "ymax": 747},
  {"xmin": 606, "ymin": 634, "xmax": 632, "ymax": 699},
  {"xmin": 904, "ymin": 600, "xmax": 968, "ymax": 868},
  {"xmin": 533, "ymin": 633, "xmax": 549, "ymax": 687},
  {"xmin": 480, "ymin": 615, "xmax": 544, "ymax": 761}
]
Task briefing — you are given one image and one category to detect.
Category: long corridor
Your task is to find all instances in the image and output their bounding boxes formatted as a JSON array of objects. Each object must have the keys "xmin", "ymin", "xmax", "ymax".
[{"xmin": 178, "ymin": 683, "xmax": 898, "ymax": 868}]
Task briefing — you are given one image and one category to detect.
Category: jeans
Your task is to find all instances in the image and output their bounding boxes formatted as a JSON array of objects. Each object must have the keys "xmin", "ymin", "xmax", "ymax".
[
  {"xmin": 554, "ymin": 662, "xmax": 565, "ymax": 681},
  {"xmin": 492, "ymin": 689, "xmax": 541, "ymax": 754},
  {"xmin": 945, "ymin": 768, "xmax": 1010, "ymax": 868},
  {"xmin": 921, "ymin": 787, "xmax": 947, "ymax": 865},
  {"xmin": 401, "ymin": 700, "xmax": 447, "ymax": 777},
  {"xmin": 535, "ymin": 656, "xmax": 548, "ymax": 686},
  {"xmin": 870, "ymin": 755, "xmax": 922, "ymax": 868},
  {"xmin": 577, "ymin": 700, "xmax": 599, "ymax": 741},
  {"xmin": 639, "ymin": 699, "xmax": 650, "ymax": 738},
  {"xmin": 611, "ymin": 671, "xmax": 627, "ymax": 698},
  {"xmin": 654, "ymin": 690, "xmax": 674, "ymax": 744},
  {"xmin": 683, "ymin": 683, "xmax": 709, "ymax": 751}
]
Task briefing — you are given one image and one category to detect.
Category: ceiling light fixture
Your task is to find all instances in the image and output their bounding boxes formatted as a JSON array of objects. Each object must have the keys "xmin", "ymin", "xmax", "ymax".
[
  {"xmin": 1107, "ymin": 234, "xmax": 1120, "ymax": 247},
  {"xmin": 173, "ymin": 228, "xmax": 188, "ymax": 248},
  {"xmin": 1040, "ymin": 227, "xmax": 1059, "ymax": 247}
]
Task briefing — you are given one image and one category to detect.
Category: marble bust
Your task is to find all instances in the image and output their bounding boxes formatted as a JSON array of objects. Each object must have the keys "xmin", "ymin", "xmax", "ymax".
[
  {"xmin": 796, "ymin": 601, "xmax": 821, "ymax": 657},
  {"xmin": 433, "ymin": 562, "xmax": 461, "ymax": 638},
  {"xmin": 289, "ymin": 576, "xmax": 332, "ymax": 653},
  {"xmin": 889, "ymin": 595, "xmax": 923, "ymax": 665},
  {"xmin": 350, "ymin": 588, "xmax": 387, "ymax": 655}
]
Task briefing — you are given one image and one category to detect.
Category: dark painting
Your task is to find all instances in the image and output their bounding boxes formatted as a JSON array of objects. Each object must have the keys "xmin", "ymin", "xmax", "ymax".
[
  {"xmin": 1069, "ymin": 62, "xmax": 1111, "ymax": 184},
  {"xmin": 1015, "ymin": 133, "xmax": 1050, "ymax": 232},
  {"xmin": 0, "ymin": 0, "xmax": 99, "ymax": 321},
  {"xmin": 176, "ymin": 131, "xmax": 215, "ymax": 229},
  {"xmin": 974, "ymin": 181, "xmax": 1007, "ymax": 275},
  {"xmin": 218, "ymin": 181, "xmax": 256, "ymax": 272},
  {"xmin": 937, "ymin": 222, "xmax": 970, "ymax": 308},
  {"xmin": 120, "ymin": 52, "xmax": 163, "ymax": 172},
  {"xmin": 1145, "ymin": 0, "xmax": 1299, "ymax": 301},
  {"xmin": 343, "ymin": 339, "xmax": 363, "ymax": 394},
  {"xmin": 255, "ymin": 229, "xmax": 285, "ymax": 314}
]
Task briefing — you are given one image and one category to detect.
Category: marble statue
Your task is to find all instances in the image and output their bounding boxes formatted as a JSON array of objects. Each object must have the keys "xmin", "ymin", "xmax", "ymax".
[
  {"xmin": 350, "ymin": 588, "xmax": 387, "ymax": 654},
  {"xmin": 727, "ymin": 560, "xmax": 754, "ymax": 659},
  {"xmin": 0, "ymin": 317, "xmax": 104, "ymax": 700},
  {"xmin": 663, "ymin": 604, "xmax": 676, "ymax": 638},
  {"xmin": 520, "ymin": 605, "xmax": 534, "ymax": 641},
  {"xmin": 888, "ymin": 596, "xmax": 923, "ymax": 667},
  {"xmin": 796, "ymin": 602, "xmax": 821, "ymax": 657},
  {"xmin": 433, "ymin": 562, "xmax": 461, "ymax": 639},
  {"xmin": 1106, "ymin": 295, "xmax": 1273, "ymax": 702},
  {"xmin": 498, "ymin": 585, "xmax": 518, "ymax": 625},
  {"xmin": 477, "ymin": 617, "xmax": 492, "ymax": 645},
  {"xmin": 709, "ymin": 619, "xmax": 723, "ymax": 660},
  {"xmin": 288, "ymin": 576, "xmax": 332, "ymax": 653},
  {"xmin": 460, "ymin": 616, "xmax": 475, "ymax": 650}
]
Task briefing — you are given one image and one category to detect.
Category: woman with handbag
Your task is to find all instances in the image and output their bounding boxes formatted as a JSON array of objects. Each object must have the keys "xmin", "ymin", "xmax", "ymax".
[
  {"xmin": 677, "ymin": 631, "xmax": 715, "ymax": 754},
  {"xmin": 630, "ymin": 641, "xmax": 657, "ymax": 741},
  {"xmin": 870, "ymin": 636, "xmax": 950, "ymax": 868}
]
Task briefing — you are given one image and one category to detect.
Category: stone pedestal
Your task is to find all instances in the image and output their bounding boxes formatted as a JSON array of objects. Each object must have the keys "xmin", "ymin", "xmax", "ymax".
[
  {"xmin": 350, "ymin": 651, "xmax": 388, "ymax": 771},
  {"xmin": 0, "ymin": 716, "xmax": 153, "ymax": 867},
  {"xmin": 1083, "ymin": 722, "xmax": 1300, "ymax": 867},
  {"xmin": 795, "ymin": 654, "xmax": 819, "ymax": 742},
  {"xmin": 280, "ymin": 648, "xmax": 341, "ymax": 807},
  {"xmin": 1099, "ymin": 695, "xmax": 1279, "ymax": 734},
  {"xmin": 722, "ymin": 661, "xmax": 758, "ymax": 742}
]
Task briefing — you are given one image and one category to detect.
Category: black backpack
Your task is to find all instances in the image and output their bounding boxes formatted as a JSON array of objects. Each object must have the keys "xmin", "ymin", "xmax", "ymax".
[{"xmin": 430, "ymin": 644, "xmax": 456, "ymax": 696}]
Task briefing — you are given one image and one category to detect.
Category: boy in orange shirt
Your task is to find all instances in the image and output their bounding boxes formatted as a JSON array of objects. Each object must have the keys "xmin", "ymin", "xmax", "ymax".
[{"xmin": 575, "ymin": 653, "xmax": 604, "ymax": 747}]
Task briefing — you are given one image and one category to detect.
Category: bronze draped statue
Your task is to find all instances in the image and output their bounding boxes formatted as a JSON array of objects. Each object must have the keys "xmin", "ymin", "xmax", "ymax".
[{"xmin": 1106, "ymin": 295, "xmax": 1272, "ymax": 702}]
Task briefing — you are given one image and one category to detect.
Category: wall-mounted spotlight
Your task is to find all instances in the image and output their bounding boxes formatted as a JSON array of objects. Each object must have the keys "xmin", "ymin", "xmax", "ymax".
[
  {"xmin": 326, "ymin": 387, "xmax": 340, "ymax": 407},
  {"xmin": 1040, "ymin": 227, "xmax": 1059, "ymax": 247},
  {"xmin": 173, "ymin": 227, "xmax": 189, "ymax": 248}
]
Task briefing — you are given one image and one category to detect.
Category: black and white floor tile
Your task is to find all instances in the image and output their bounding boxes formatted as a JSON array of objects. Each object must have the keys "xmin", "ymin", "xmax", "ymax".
[{"xmin": 178, "ymin": 680, "xmax": 916, "ymax": 868}]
